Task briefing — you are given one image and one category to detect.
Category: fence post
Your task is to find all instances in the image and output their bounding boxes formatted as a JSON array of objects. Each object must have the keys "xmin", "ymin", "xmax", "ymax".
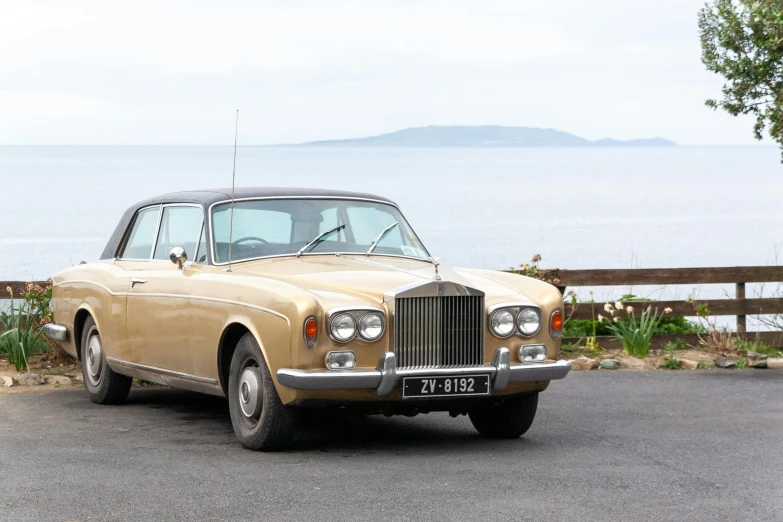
[{"xmin": 736, "ymin": 282, "xmax": 746, "ymax": 335}]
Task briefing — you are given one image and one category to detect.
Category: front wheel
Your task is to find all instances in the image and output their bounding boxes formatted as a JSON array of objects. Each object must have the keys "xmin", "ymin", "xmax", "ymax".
[
  {"xmin": 469, "ymin": 393, "xmax": 538, "ymax": 438},
  {"xmin": 81, "ymin": 316, "xmax": 132, "ymax": 404},
  {"xmin": 228, "ymin": 333, "xmax": 298, "ymax": 451}
]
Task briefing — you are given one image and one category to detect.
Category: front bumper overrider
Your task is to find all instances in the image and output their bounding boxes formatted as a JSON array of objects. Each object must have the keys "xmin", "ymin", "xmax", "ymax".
[{"xmin": 277, "ymin": 347, "xmax": 571, "ymax": 397}]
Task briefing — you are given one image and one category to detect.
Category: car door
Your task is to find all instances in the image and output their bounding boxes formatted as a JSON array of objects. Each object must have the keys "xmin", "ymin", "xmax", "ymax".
[{"xmin": 122, "ymin": 204, "xmax": 205, "ymax": 376}]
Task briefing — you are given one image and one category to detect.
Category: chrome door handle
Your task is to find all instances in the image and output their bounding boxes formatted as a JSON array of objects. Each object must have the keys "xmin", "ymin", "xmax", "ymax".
[{"xmin": 130, "ymin": 279, "xmax": 147, "ymax": 288}]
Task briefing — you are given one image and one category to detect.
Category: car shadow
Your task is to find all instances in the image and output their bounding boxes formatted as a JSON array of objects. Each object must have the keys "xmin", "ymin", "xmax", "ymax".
[{"xmin": 125, "ymin": 387, "xmax": 539, "ymax": 453}]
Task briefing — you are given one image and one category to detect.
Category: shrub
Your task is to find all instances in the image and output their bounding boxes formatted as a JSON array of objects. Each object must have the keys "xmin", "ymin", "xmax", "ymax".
[
  {"xmin": 0, "ymin": 284, "xmax": 52, "ymax": 371},
  {"xmin": 602, "ymin": 304, "xmax": 672, "ymax": 359}
]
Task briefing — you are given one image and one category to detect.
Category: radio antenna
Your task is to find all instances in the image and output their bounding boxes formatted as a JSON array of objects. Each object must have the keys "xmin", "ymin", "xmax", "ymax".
[{"xmin": 227, "ymin": 109, "xmax": 239, "ymax": 273}]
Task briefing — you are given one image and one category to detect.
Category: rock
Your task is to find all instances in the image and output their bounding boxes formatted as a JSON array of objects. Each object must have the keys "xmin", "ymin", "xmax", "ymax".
[
  {"xmin": 619, "ymin": 357, "xmax": 648, "ymax": 370},
  {"xmin": 570, "ymin": 356, "xmax": 599, "ymax": 371},
  {"xmin": 598, "ymin": 353, "xmax": 619, "ymax": 361},
  {"xmin": 2, "ymin": 376, "xmax": 13, "ymax": 387},
  {"xmin": 44, "ymin": 375, "xmax": 72, "ymax": 386},
  {"xmin": 15, "ymin": 373, "xmax": 45, "ymax": 386},
  {"xmin": 599, "ymin": 359, "xmax": 620, "ymax": 370},
  {"xmin": 680, "ymin": 358, "xmax": 699, "ymax": 370},
  {"xmin": 713, "ymin": 356, "xmax": 735, "ymax": 368},
  {"xmin": 746, "ymin": 351, "xmax": 768, "ymax": 369},
  {"xmin": 74, "ymin": 374, "xmax": 84, "ymax": 384},
  {"xmin": 768, "ymin": 358, "xmax": 783, "ymax": 369}
]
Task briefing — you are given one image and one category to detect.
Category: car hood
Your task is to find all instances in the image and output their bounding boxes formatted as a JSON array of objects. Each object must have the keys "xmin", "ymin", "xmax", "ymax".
[{"xmin": 229, "ymin": 255, "xmax": 532, "ymax": 305}]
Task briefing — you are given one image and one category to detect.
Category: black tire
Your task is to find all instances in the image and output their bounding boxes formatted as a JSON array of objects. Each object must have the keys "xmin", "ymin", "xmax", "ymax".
[
  {"xmin": 228, "ymin": 333, "xmax": 298, "ymax": 451},
  {"xmin": 81, "ymin": 316, "xmax": 132, "ymax": 405},
  {"xmin": 468, "ymin": 393, "xmax": 539, "ymax": 438}
]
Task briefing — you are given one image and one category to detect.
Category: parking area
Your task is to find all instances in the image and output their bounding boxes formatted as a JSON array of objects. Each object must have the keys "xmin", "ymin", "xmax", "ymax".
[{"xmin": 1, "ymin": 370, "xmax": 782, "ymax": 521}]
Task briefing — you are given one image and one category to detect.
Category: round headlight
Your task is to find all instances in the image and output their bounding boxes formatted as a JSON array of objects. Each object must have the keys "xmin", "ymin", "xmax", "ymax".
[
  {"xmin": 490, "ymin": 309, "xmax": 515, "ymax": 338},
  {"xmin": 358, "ymin": 312, "xmax": 384, "ymax": 341},
  {"xmin": 330, "ymin": 313, "xmax": 357, "ymax": 342},
  {"xmin": 517, "ymin": 308, "xmax": 541, "ymax": 336}
]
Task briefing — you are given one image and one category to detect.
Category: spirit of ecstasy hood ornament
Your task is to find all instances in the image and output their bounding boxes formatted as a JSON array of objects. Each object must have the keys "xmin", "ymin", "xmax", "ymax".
[{"xmin": 430, "ymin": 257, "xmax": 441, "ymax": 281}]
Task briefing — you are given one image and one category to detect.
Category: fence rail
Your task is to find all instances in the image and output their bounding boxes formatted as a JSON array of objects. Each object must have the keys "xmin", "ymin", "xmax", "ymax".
[
  {"xmin": 524, "ymin": 265, "xmax": 783, "ymax": 348},
  {"xmin": 3, "ymin": 266, "xmax": 783, "ymax": 347}
]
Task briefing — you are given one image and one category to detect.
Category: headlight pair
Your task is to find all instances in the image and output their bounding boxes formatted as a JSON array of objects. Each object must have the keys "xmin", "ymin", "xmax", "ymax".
[
  {"xmin": 489, "ymin": 306, "xmax": 542, "ymax": 338},
  {"xmin": 329, "ymin": 310, "xmax": 385, "ymax": 343}
]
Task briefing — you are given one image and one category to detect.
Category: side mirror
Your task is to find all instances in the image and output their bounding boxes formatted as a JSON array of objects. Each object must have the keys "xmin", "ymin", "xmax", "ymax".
[{"xmin": 170, "ymin": 247, "xmax": 188, "ymax": 269}]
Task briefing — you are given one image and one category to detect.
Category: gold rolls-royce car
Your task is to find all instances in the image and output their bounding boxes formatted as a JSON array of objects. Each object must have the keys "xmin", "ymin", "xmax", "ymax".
[{"xmin": 44, "ymin": 188, "xmax": 570, "ymax": 450}]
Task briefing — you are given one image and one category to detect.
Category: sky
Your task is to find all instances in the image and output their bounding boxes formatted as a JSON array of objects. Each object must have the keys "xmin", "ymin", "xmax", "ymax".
[{"xmin": 0, "ymin": 0, "xmax": 766, "ymax": 146}]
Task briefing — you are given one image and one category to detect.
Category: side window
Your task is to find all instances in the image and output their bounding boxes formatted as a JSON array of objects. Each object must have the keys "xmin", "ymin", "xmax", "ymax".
[
  {"xmin": 153, "ymin": 206, "xmax": 204, "ymax": 261},
  {"xmin": 120, "ymin": 206, "xmax": 161, "ymax": 259}
]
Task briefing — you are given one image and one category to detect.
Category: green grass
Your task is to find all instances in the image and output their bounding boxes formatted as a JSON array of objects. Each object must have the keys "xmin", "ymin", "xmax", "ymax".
[
  {"xmin": 733, "ymin": 339, "xmax": 782, "ymax": 357},
  {"xmin": 662, "ymin": 357, "xmax": 680, "ymax": 370}
]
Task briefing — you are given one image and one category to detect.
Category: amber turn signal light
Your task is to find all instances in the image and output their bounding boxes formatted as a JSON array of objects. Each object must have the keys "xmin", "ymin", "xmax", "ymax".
[
  {"xmin": 550, "ymin": 310, "xmax": 563, "ymax": 339},
  {"xmin": 304, "ymin": 317, "xmax": 318, "ymax": 348}
]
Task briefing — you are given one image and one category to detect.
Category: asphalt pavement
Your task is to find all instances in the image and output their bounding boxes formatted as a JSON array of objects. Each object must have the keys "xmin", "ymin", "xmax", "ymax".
[{"xmin": 1, "ymin": 370, "xmax": 782, "ymax": 521}]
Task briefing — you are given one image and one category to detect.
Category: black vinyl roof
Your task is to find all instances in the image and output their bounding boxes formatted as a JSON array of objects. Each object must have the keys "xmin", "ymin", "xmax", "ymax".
[
  {"xmin": 101, "ymin": 187, "xmax": 395, "ymax": 260},
  {"xmin": 132, "ymin": 187, "xmax": 394, "ymax": 207}
]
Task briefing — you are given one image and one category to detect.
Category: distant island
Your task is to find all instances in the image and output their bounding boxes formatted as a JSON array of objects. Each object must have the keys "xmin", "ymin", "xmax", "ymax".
[{"xmin": 290, "ymin": 125, "xmax": 677, "ymax": 147}]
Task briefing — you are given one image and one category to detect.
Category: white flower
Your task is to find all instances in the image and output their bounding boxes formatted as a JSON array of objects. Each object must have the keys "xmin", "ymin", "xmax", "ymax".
[
  {"xmin": 597, "ymin": 314, "xmax": 605, "ymax": 323},
  {"xmin": 603, "ymin": 303, "xmax": 613, "ymax": 313},
  {"xmin": 664, "ymin": 307, "xmax": 673, "ymax": 314},
  {"xmin": 626, "ymin": 305, "xmax": 634, "ymax": 314},
  {"xmin": 613, "ymin": 317, "xmax": 620, "ymax": 323}
]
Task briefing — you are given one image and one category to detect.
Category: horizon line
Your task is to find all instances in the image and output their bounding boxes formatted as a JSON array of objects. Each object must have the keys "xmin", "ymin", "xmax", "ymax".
[{"xmin": 0, "ymin": 143, "xmax": 774, "ymax": 148}]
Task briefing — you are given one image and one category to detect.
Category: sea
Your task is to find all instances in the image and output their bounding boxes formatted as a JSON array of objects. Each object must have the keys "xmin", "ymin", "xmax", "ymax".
[{"xmin": 2, "ymin": 145, "xmax": 782, "ymax": 325}]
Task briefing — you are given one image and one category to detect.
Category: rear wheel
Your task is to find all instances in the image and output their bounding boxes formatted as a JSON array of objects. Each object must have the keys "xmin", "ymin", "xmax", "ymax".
[
  {"xmin": 228, "ymin": 333, "xmax": 298, "ymax": 451},
  {"xmin": 469, "ymin": 393, "xmax": 538, "ymax": 438},
  {"xmin": 81, "ymin": 316, "xmax": 132, "ymax": 404}
]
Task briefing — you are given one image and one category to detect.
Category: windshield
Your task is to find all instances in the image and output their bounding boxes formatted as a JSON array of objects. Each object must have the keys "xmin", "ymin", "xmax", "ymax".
[{"xmin": 211, "ymin": 198, "xmax": 430, "ymax": 263}]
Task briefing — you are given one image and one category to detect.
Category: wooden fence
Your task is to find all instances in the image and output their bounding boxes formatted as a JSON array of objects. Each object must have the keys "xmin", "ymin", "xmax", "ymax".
[
  {"xmin": 3, "ymin": 266, "xmax": 783, "ymax": 348},
  {"xmin": 539, "ymin": 266, "xmax": 783, "ymax": 349}
]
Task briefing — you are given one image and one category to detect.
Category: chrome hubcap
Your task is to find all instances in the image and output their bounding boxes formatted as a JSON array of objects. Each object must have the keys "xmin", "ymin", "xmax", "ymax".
[
  {"xmin": 86, "ymin": 333, "xmax": 103, "ymax": 386},
  {"xmin": 238, "ymin": 367, "xmax": 263, "ymax": 419}
]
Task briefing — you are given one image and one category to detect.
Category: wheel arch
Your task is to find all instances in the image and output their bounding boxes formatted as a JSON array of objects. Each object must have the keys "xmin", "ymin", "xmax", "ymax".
[
  {"xmin": 73, "ymin": 304, "xmax": 99, "ymax": 361},
  {"xmin": 217, "ymin": 322, "xmax": 253, "ymax": 395}
]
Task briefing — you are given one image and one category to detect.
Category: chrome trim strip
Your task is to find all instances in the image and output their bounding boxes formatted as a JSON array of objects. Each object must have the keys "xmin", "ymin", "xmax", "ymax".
[
  {"xmin": 50, "ymin": 282, "xmax": 289, "ymax": 323},
  {"xmin": 106, "ymin": 358, "xmax": 219, "ymax": 385},
  {"xmin": 43, "ymin": 324, "xmax": 68, "ymax": 341},
  {"xmin": 275, "ymin": 349, "xmax": 571, "ymax": 394}
]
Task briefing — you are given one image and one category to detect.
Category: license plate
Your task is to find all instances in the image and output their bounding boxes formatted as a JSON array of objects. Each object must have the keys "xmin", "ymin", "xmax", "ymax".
[{"xmin": 401, "ymin": 374, "xmax": 491, "ymax": 399}]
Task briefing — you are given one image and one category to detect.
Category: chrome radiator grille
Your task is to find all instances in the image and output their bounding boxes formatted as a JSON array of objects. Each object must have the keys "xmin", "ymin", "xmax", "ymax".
[{"xmin": 394, "ymin": 295, "xmax": 484, "ymax": 369}]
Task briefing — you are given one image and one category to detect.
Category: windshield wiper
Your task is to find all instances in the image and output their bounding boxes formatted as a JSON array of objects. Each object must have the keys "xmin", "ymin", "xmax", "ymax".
[
  {"xmin": 296, "ymin": 224, "xmax": 346, "ymax": 257},
  {"xmin": 366, "ymin": 222, "xmax": 399, "ymax": 255}
]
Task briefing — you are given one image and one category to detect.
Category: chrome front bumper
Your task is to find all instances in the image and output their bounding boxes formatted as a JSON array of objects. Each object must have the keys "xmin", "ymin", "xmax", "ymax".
[{"xmin": 277, "ymin": 348, "xmax": 571, "ymax": 397}]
